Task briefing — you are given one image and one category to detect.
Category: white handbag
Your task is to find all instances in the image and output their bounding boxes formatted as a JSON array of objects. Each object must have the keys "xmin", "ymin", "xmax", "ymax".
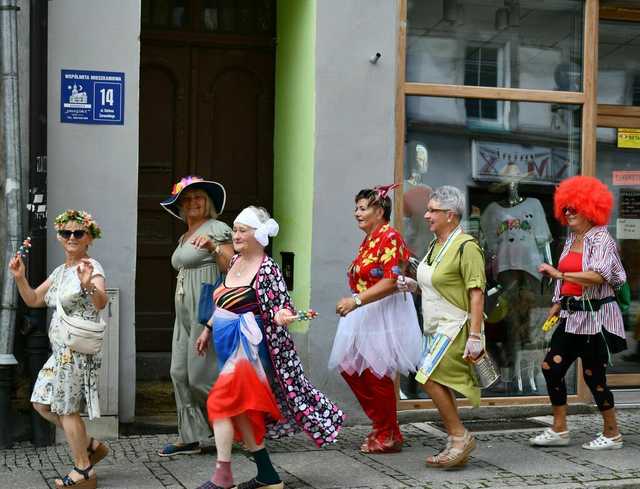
[{"xmin": 55, "ymin": 272, "xmax": 106, "ymax": 355}]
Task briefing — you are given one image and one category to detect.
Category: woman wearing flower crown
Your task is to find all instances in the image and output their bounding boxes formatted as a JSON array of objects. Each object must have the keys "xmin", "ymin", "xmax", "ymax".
[
  {"xmin": 329, "ymin": 185, "xmax": 423, "ymax": 454},
  {"xmin": 158, "ymin": 176, "xmax": 236, "ymax": 457},
  {"xmin": 9, "ymin": 210, "xmax": 108, "ymax": 489}
]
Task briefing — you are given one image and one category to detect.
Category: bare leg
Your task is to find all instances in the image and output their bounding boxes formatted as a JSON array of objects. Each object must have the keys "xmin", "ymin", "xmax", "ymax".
[
  {"xmin": 32, "ymin": 402, "xmax": 62, "ymax": 428},
  {"xmin": 552, "ymin": 404, "xmax": 569, "ymax": 433},
  {"xmin": 56, "ymin": 414, "xmax": 95, "ymax": 484},
  {"xmin": 233, "ymin": 413, "xmax": 262, "ymax": 452},
  {"xmin": 423, "ymin": 380, "xmax": 465, "ymax": 438},
  {"xmin": 602, "ymin": 408, "xmax": 620, "ymax": 438},
  {"xmin": 33, "ymin": 403, "xmax": 97, "ymax": 450}
]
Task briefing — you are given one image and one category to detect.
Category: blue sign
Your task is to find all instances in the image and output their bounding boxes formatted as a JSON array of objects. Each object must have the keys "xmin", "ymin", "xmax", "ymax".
[{"xmin": 60, "ymin": 70, "xmax": 125, "ymax": 125}]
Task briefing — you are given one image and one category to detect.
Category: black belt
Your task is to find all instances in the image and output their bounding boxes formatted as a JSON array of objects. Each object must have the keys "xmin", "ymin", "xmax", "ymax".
[{"xmin": 560, "ymin": 296, "xmax": 616, "ymax": 313}]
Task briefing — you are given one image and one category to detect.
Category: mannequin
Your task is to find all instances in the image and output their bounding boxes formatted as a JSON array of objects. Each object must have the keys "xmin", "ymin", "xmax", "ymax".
[
  {"xmin": 403, "ymin": 143, "xmax": 433, "ymax": 257},
  {"xmin": 481, "ymin": 180, "xmax": 552, "ymax": 392}
]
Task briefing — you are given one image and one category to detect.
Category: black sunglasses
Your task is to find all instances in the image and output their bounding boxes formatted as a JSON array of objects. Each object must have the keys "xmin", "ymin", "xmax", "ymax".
[
  {"xmin": 562, "ymin": 207, "xmax": 577, "ymax": 216},
  {"xmin": 58, "ymin": 230, "xmax": 87, "ymax": 239}
]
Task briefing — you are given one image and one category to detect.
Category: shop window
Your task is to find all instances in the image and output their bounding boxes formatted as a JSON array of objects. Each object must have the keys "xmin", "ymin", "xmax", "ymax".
[
  {"xmin": 401, "ymin": 95, "xmax": 581, "ymax": 400},
  {"xmin": 596, "ymin": 138, "xmax": 640, "ymax": 373},
  {"xmin": 406, "ymin": 0, "xmax": 584, "ymax": 91},
  {"xmin": 464, "ymin": 45, "xmax": 505, "ymax": 128},
  {"xmin": 598, "ymin": 19, "xmax": 640, "ymax": 105}
]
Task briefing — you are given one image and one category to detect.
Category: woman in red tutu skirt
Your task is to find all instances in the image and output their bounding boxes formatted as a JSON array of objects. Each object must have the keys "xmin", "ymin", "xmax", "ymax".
[{"xmin": 195, "ymin": 206, "xmax": 345, "ymax": 489}]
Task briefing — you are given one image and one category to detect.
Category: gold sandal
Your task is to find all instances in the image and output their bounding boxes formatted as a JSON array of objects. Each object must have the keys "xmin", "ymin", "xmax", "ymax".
[{"xmin": 426, "ymin": 431, "xmax": 475, "ymax": 468}]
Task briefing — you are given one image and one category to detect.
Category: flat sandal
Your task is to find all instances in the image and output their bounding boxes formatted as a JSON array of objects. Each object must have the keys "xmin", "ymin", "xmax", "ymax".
[{"xmin": 55, "ymin": 465, "xmax": 97, "ymax": 489}]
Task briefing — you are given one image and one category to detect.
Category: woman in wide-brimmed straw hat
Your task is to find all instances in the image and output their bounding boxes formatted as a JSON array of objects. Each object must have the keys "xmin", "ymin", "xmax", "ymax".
[{"xmin": 158, "ymin": 176, "xmax": 235, "ymax": 457}]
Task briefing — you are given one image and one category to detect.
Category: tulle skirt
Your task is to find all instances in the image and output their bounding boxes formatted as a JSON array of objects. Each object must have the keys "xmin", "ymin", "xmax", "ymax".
[{"xmin": 328, "ymin": 292, "xmax": 423, "ymax": 379}]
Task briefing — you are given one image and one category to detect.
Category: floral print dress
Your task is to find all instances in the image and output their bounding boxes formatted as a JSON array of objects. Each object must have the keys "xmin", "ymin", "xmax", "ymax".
[{"xmin": 30, "ymin": 259, "xmax": 105, "ymax": 419}]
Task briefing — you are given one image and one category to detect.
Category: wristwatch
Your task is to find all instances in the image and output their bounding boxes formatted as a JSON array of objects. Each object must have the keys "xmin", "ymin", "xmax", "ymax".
[{"xmin": 352, "ymin": 293, "xmax": 362, "ymax": 307}]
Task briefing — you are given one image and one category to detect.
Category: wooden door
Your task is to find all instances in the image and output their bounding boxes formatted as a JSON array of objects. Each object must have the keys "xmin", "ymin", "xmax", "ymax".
[
  {"xmin": 194, "ymin": 46, "xmax": 275, "ymax": 223},
  {"xmin": 137, "ymin": 10, "xmax": 275, "ymax": 353},
  {"xmin": 137, "ymin": 45, "xmax": 191, "ymax": 351}
]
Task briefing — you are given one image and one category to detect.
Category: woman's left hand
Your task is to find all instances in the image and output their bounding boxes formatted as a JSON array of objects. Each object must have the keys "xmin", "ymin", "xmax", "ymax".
[
  {"xmin": 190, "ymin": 235, "xmax": 215, "ymax": 252},
  {"xmin": 77, "ymin": 259, "xmax": 94, "ymax": 288},
  {"xmin": 538, "ymin": 263, "xmax": 561, "ymax": 280},
  {"xmin": 195, "ymin": 328, "xmax": 211, "ymax": 356},
  {"xmin": 336, "ymin": 297, "xmax": 357, "ymax": 317},
  {"xmin": 274, "ymin": 308, "xmax": 297, "ymax": 326}
]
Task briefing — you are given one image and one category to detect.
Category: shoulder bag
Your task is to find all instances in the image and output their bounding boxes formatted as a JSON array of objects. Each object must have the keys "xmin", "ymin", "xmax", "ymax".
[{"xmin": 55, "ymin": 271, "xmax": 106, "ymax": 355}]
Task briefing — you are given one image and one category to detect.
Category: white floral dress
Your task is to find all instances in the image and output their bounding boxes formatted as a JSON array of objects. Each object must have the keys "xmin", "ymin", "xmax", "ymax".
[{"xmin": 30, "ymin": 259, "xmax": 105, "ymax": 419}]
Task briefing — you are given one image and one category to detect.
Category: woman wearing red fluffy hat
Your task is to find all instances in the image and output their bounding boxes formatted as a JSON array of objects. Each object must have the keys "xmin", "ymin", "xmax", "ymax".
[{"xmin": 531, "ymin": 176, "xmax": 627, "ymax": 451}]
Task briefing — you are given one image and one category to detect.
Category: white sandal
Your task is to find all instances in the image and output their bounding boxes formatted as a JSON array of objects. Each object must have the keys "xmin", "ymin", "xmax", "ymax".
[
  {"xmin": 582, "ymin": 433, "xmax": 623, "ymax": 450},
  {"xmin": 529, "ymin": 428, "xmax": 570, "ymax": 447}
]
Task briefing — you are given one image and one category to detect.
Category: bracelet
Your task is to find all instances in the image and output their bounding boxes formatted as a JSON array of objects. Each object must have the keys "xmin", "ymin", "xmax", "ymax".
[
  {"xmin": 81, "ymin": 285, "xmax": 97, "ymax": 297},
  {"xmin": 204, "ymin": 324, "xmax": 212, "ymax": 331},
  {"xmin": 469, "ymin": 332, "xmax": 482, "ymax": 339}
]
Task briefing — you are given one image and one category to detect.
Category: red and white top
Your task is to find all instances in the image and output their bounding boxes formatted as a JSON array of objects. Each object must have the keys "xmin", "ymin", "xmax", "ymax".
[{"xmin": 552, "ymin": 226, "xmax": 626, "ymax": 338}]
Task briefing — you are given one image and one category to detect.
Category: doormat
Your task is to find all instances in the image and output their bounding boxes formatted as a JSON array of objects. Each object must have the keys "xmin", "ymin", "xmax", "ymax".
[{"xmin": 432, "ymin": 418, "xmax": 549, "ymax": 433}]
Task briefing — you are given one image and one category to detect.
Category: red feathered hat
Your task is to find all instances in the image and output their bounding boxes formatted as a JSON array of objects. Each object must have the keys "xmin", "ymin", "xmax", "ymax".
[{"xmin": 553, "ymin": 176, "xmax": 613, "ymax": 226}]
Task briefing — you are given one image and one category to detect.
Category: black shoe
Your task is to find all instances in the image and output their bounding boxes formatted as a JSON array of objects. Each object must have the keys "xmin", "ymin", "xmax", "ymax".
[{"xmin": 233, "ymin": 478, "xmax": 284, "ymax": 489}]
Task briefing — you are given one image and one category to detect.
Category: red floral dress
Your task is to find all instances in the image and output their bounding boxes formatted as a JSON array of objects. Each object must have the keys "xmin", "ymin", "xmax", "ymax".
[{"xmin": 348, "ymin": 223, "xmax": 409, "ymax": 293}]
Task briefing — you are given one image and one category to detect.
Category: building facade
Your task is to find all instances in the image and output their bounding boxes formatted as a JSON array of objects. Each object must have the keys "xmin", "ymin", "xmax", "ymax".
[{"xmin": 10, "ymin": 0, "xmax": 640, "ymax": 428}]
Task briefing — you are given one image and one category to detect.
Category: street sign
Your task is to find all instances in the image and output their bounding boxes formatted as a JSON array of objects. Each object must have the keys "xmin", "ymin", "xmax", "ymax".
[{"xmin": 60, "ymin": 69, "xmax": 125, "ymax": 125}]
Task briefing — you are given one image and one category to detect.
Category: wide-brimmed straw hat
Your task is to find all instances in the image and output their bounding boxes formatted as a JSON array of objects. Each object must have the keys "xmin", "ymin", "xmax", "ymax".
[{"xmin": 160, "ymin": 175, "xmax": 226, "ymax": 220}]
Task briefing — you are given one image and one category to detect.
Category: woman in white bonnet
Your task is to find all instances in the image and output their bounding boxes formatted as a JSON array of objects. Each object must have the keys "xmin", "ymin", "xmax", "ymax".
[{"xmin": 195, "ymin": 206, "xmax": 344, "ymax": 489}]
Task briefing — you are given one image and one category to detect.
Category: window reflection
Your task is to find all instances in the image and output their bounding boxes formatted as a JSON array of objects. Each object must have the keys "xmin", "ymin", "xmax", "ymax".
[
  {"xmin": 400, "ymin": 96, "xmax": 581, "ymax": 399},
  {"xmin": 598, "ymin": 20, "xmax": 640, "ymax": 106},
  {"xmin": 406, "ymin": 0, "xmax": 584, "ymax": 91},
  {"xmin": 596, "ymin": 135, "xmax": 640, "ymax": 374}
]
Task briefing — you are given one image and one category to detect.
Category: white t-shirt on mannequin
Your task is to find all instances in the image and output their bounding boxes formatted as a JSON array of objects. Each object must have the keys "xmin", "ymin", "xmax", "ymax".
[{"xmin": 480, "ymin": 198, "xmax": 552, "ymax": 281}]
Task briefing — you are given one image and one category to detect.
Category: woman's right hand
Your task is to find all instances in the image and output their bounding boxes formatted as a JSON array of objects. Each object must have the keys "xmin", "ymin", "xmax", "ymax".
[
  {"xmin": 547, "ymin": 302, "xmax": 561, "ymax": 320},
  {"xmin": 195, "ymin": 328, "xmax": 211, "ymax": 356},
  {"xmin": 397, "ymin": 276, "xmax": 417, "ymax": 293},
  {"xmin": 8, "ymin": 254, "xmax": 25, "ymax": 279}
]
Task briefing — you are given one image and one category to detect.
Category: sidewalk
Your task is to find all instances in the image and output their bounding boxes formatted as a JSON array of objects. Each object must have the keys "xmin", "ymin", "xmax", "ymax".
[{"xmin": 2, "ymin": 410, "xmax": 640, "ymax": 489}]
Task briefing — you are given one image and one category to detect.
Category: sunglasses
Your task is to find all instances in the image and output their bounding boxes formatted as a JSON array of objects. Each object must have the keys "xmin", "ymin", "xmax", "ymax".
[
  {"xmin": 58, "ymin": 229, "xmax": 87, "ymax": 240},
  {"xmin": 562, "ymin": 207, "xmax": 577, "ymax": 216}
]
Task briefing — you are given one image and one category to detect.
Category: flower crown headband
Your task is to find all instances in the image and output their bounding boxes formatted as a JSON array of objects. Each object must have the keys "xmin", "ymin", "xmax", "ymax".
[
  {"xmin": 171, "ymin": 175, "xmax": 204, "ymax": 196},
  {"xmin": 54, "ymin": 209, "xmax": 102, "ymax": 239}
]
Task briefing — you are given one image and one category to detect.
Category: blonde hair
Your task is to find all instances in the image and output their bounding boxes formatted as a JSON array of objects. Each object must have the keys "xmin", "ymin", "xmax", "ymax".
[{"xmin": 177, "ymin": 189, "xmax": 218, "ymax": 220}]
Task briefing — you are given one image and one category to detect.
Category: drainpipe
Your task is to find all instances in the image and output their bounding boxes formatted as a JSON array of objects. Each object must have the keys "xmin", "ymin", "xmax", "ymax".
[
  {"xmin": 0, "ymin": 0, "xmax": 24, "ymax": 448},
  {"xmin": 25, "ymin": 0, "xmax": 53, "ymax": 446}
]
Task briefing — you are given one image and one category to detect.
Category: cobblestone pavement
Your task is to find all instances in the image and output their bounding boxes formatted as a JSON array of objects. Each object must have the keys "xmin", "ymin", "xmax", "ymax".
[{"xmin": 1, "ymin": 410, "xmax": 640, "ymax": 489}]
